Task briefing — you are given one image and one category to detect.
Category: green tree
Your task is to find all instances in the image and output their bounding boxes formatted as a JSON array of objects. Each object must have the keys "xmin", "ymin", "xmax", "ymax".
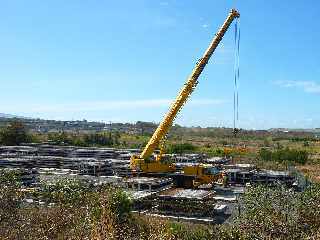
[
  {"xmin": 109, "ymin": 189, "xmax": 132, "ymax": 221},
  {"xmin": 263, "ymin": 138, "xmax": 271, "ymax": 147},
  {"xmin": 0, "ymin": 121, "xmax": 30, "ymax": 145},
  {"xmin": 166, "ymin": 143, "xmax": 197, "ymax": 154},
  {"xmin": 259, "ymin": 148, "xmax": 272, "ymax": 161},
  {"xmin": 259, "ymin": 147, "xmax": 308, "ymax": 164}
]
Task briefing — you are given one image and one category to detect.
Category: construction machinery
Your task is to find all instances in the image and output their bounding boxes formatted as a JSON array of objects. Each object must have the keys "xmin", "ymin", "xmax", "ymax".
[{"xmin": 131, "ymin": 9, "xmax": 240, "ymax": 187}]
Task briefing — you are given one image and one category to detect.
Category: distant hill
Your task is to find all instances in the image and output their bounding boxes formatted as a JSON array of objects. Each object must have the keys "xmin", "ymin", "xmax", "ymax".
[
  {"xmin": 0, "ymin": 116, "xmax": 318, "ymax": 139},
  {"xmin": 269, "ymin": 128, "xmax": 320, "ymax": 133},
  {"xmin": 0, "ymin": 113, "xmax": 21, "ymax": 118}
]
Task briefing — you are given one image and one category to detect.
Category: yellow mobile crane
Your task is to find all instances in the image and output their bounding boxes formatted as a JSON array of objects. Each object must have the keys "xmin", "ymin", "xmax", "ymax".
[{"xmin": 131, "ymin": 9, "xmax": 240, "ymax": 186}]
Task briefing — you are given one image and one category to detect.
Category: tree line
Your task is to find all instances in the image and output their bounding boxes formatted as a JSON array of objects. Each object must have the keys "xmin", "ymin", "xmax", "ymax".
[
  {"xmin": 0, "ymin": 121, "xmax": 121, "ymax": 147},
  {"xmin": 47, "ymin": 131, "xmax": 121, "ymax": 147},
  {"xmin": 259, "ymin": 147, "xmax": 308, "ymax": 164},
  {"xmin": 0, "ymin": 121, "xmax": 32, "ymax": 145}
]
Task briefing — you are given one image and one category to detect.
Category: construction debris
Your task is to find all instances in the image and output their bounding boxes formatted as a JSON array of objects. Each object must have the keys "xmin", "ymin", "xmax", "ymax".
[
  {"xmin": 0, "ymin": 144, "xmax": 301, "ymax": 225},
  {"xmin": 159, "ymin": 188, "xmax": 213, "ymax": 200}
]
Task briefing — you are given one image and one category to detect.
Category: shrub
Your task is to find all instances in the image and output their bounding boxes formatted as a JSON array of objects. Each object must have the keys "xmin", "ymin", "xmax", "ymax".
[
  {"xmin": 40, "ymin": 179, "xmax": 89, "ymax": 204},
  {"xmin": 0, "ymin": 170, "xmax": 23, "ymax": 226},
  {"xmin": 166, "ymin": 143, "xmax": 197, "ymax": 154},
  {"xmin": 259, "ymin": 147, "xmax": 308, "ymax": 164},
  {"xmin": 234, "ymin": 184, "xmax": 320, "ymax": 239},
  {"xmin": 108, "ymin": 189, "xmax": 133, "ymax": 221},
  {"xmin": 0, "ymin": 121, "xmax": 31, "ymax": 145}
]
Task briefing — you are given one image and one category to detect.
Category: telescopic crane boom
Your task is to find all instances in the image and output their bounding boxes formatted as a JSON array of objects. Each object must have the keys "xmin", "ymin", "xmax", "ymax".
[{"xmin": 131, "ymin": 9, "xmax": 240, "ymax": 173}]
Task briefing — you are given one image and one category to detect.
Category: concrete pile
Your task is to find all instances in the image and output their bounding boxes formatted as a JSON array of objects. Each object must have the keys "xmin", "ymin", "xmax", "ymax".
[
  {"xmin": 225, "ymin": 168, "xmax": 295, "ymax": 186},
  {"xmin": 108, "ymin": 159, "xmax": 131, "ymax": 176},
  {"xmin": 0, "ymin": 145, "xmax": 136, "ymax": 178},
  {"xmin": 153, "ymin": 188, "xmax": 216, "ymax": 219},
  {"xmin": 124, "ymin": 177, "xmax": 173, "ymax": 192},
  {"xmin": 159, "ymin": 188, "xmax": 214, "ymax": 200},
  {"xmin": 79, "ymin": 160, "xmax": 113, "ymax": 176}
]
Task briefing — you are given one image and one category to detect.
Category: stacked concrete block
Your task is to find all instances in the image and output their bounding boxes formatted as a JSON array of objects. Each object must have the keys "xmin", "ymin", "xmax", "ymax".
[
  {"xmin": 124, "ymin": 177, "xmax": 172, "ymax": 192},
  {"xmin": 80, "ymin": 161, "xmax": 113, "ymax": 176}
]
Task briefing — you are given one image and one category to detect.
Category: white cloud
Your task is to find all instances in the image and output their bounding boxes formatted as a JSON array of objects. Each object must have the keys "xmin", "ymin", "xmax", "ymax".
[
  {"xmin": 274, "ymin": 80, "xmax": 320, "ymax": 93},
  {"xmin": 202, "ymin": 24, "xmax": 209, "ymax": 28},
  {"xmin": 2, "ymin": 98, "xmax": 227, "ymax": 114}
]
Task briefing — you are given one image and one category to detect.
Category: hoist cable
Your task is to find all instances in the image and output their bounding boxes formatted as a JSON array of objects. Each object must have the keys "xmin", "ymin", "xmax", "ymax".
[
  {"xmin": 237, "ymin": 21, "xmax": 240, "ymax": 121},
  {"xmin": 233, "ymin": 20, "xmax": 237, "ymax": 131},
  {"xmin": 233, "ymin": 18, "xmax": 240, "ymax": 134}
]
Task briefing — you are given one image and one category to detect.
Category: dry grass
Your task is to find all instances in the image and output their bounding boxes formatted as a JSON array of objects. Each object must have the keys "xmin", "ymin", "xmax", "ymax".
[{"xmin": 297, "ymin": 164, "xmax": 320, "ymax": 183}]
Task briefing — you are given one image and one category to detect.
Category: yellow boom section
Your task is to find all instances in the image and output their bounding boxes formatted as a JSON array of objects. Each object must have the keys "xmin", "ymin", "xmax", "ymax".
[
  {"xmin": 131, "ymin": 9, "xmax": 239, "ymax": 173},
  {"xmin": 140, "ymin": 9, "xmax": 240, "ymax": 160}
]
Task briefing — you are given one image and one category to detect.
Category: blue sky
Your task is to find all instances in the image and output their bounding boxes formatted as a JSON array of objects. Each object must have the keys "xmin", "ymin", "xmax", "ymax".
[{"xmin": 0, "ymin": 0, "xmax": 319, "ymax": 129}]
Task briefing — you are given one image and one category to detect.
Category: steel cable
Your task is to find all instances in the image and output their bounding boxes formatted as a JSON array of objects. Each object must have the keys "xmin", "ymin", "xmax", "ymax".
[{"xmin": 233, "ymin": 18, "xmax": 240, "ymax": 133}]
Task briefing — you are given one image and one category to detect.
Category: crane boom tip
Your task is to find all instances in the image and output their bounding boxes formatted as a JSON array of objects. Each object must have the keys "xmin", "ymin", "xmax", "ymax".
[{"xmin": 231, "ymin": 9, "xmax": 240, "ymax": 18}]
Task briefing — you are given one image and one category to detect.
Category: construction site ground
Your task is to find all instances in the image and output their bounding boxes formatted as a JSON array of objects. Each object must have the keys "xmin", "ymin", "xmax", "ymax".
[{"xmin": 0, "ymin": 144, "xmax": 308, "ymax": 225}]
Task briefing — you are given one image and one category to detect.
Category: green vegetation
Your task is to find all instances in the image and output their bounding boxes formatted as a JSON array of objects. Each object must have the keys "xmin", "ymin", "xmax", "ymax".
[
  {"xmin": 0, "ymin": 121, "xmax": 123, "ymax": 147},
  {"xmin": 200, "ymin": 146, "xmax": 226, "ymax": 157},
  {"xmin": 47, "ymin": 131, "xmax": 121, "ymax": 147},
  {"xmin": 259, "ymin": 147, "xmax": 308, "ymax": 164},
  {"xmin": 235, "ymin": 184, "xmax": 320, "ymax": 239},
  {"xmin": 0, "ymin": 170, "xmax": 133, "ymax": 239},
  {"xmin": 1, "ymin": 119, "xmax": 319, "ymax": 180},
  {"xmin": 0, "ymin": 121, "xmax": 32, "ymax": 145},
  {"xmin": 0, "ymin": 170, "xmax": 23, "ymax": 226},
  {"xmin": 41, "ymin": 179, "xmax": 91, "ymax": 204},
  {"xmin": 166, "ymin": 143, "xmax": 198, "ymax": 154},
  {"xmin": 1, "ymin": 170, "xmax": 320, "ymax": 239},
  {"xmin": 109, "ymin": 189, "xmax": 133, "ymax": 221}
]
